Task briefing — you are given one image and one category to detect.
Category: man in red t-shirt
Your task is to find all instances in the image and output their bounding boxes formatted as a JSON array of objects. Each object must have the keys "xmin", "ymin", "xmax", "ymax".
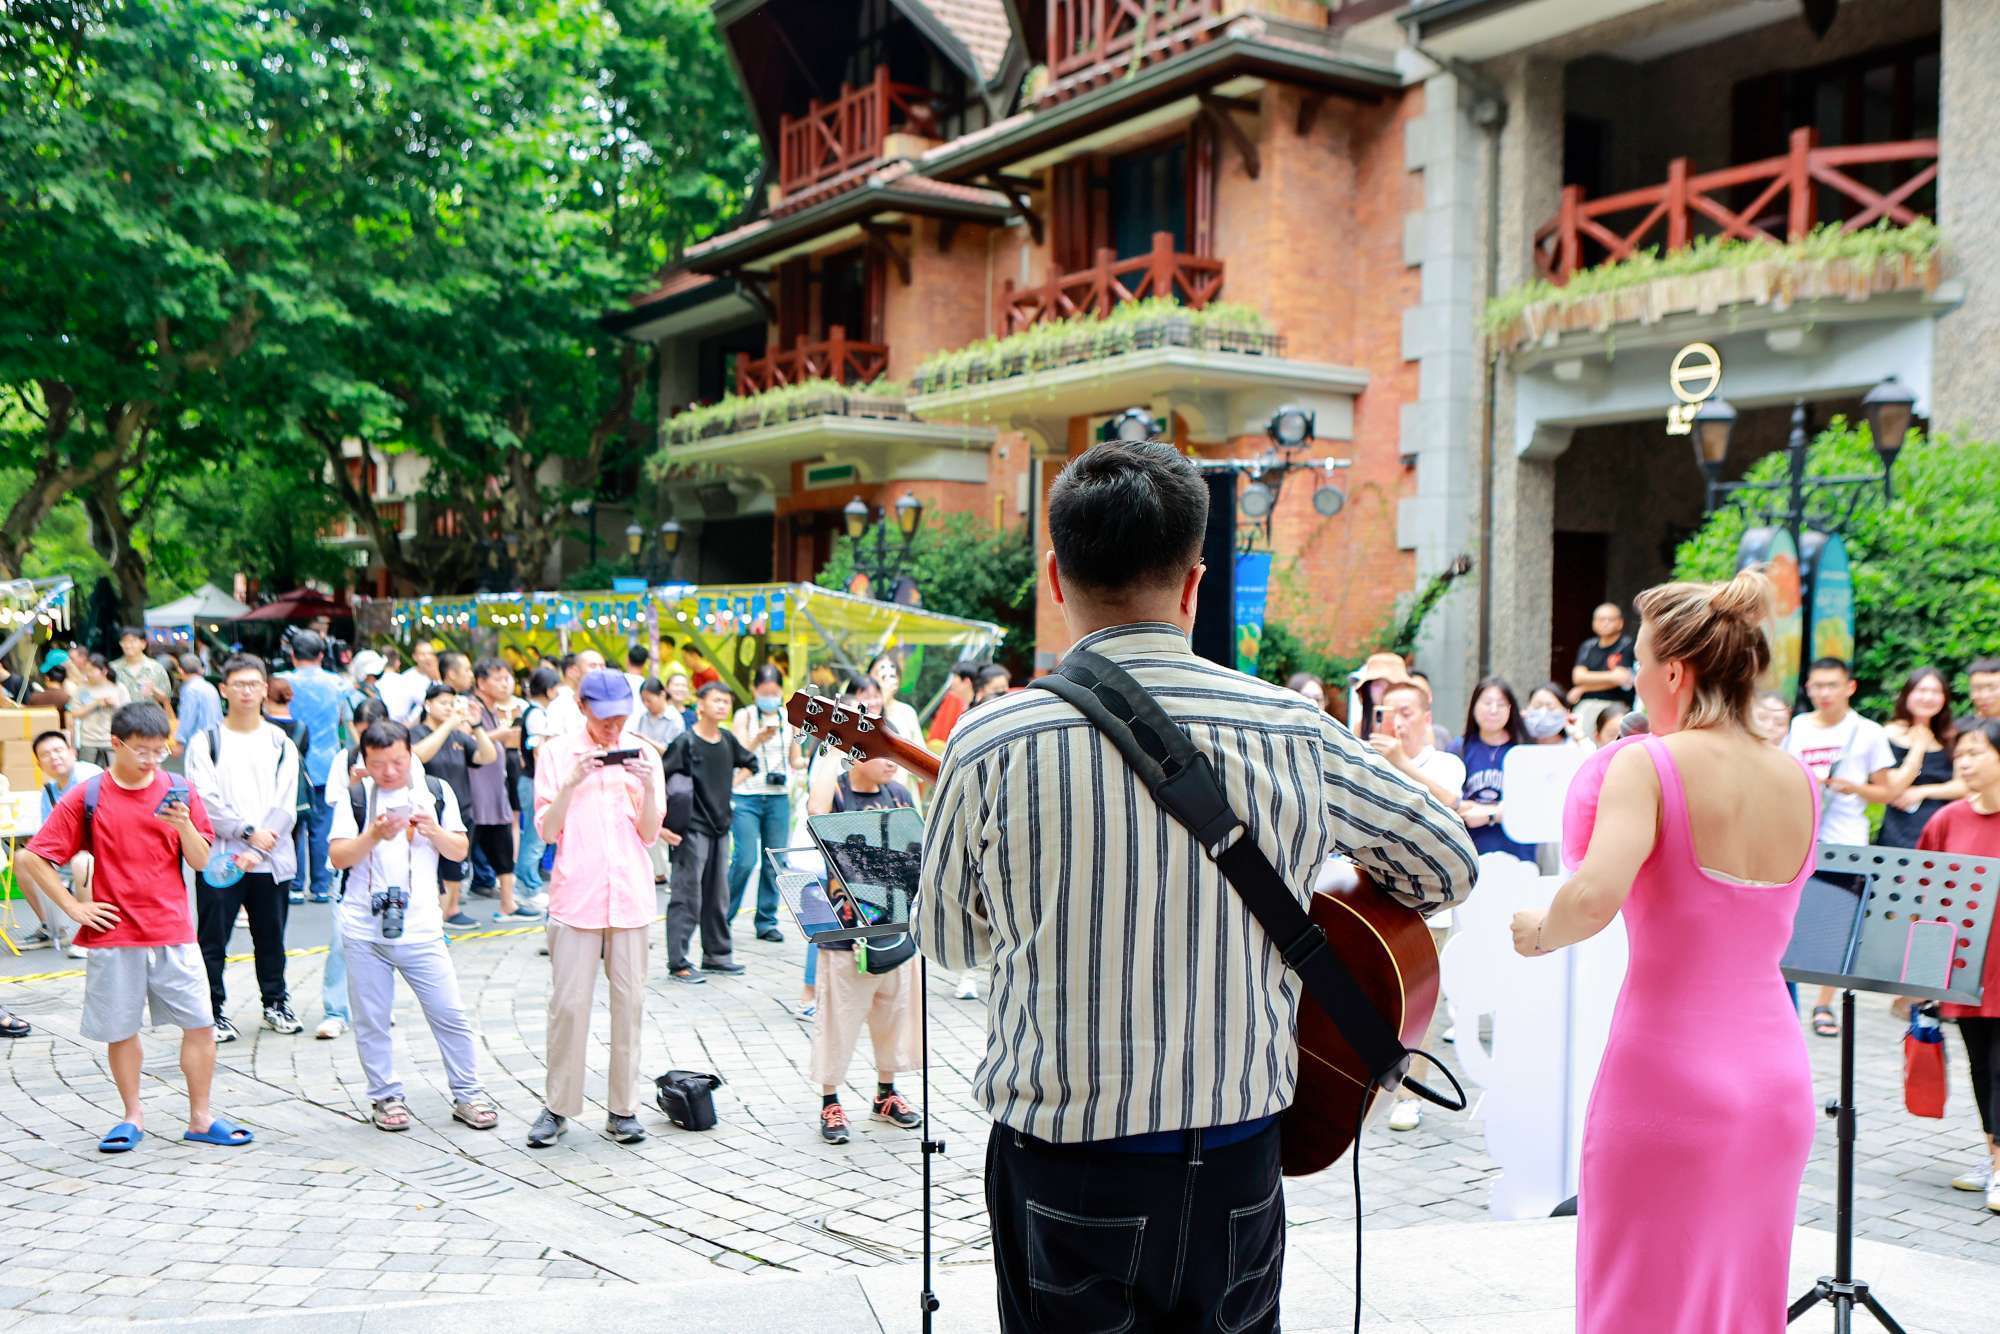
[{"xmin": 13, "ymin": 702, "xmax": 256, "ymax": 1152}]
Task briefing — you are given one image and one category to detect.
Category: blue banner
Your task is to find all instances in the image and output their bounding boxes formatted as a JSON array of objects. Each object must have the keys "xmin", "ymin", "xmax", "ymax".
[
  {"xmin": 1233, "ymin": 552, "xmax": 1273, "ymax": 675},
  {"xmin": 1804, "ymin": 531, "xmax": 1855, "ymax": 666}
]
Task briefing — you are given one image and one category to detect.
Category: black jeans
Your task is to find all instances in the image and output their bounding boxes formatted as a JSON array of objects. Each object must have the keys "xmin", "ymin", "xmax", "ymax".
[
  {"xmin": 985, "ymin": 1121, "xmax": 1284, "ymax": 1334},
  {"xmin": 666, "ymin": 829, "xmax": 733, "ymax": 972},
  {"xmin": 196, "ymin": 870, "xmax": 290, "ymax": 1011},
  {"xmin": 1960, "ymin": 1016, "xmax": 2000, "ymax": 1140}
]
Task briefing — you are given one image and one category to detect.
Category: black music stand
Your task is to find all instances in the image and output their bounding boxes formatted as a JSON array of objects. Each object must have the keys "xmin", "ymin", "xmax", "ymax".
[
  {"xmin": 1781, "ymin": 843, "xmax": 1998, "ymax": 1334},
  {"xmin": 769, "ymin": 808, "xmax": 946, "ymax": 1334}
]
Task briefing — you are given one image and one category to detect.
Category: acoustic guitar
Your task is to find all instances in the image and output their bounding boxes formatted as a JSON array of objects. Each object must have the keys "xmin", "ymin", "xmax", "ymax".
[{"xmin": 786, "ymin": 691, "xmax": 1441, "ymax": 1176}]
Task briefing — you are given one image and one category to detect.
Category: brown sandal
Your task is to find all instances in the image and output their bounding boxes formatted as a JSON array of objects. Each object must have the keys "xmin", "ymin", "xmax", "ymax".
[
  {"xmin": 371, "ymin": 1098, "xmax": 412, "ymax": 1132},
  {"xmin": 452, "ymin": 1098, "xmax": 498, "ymax": 1130}
]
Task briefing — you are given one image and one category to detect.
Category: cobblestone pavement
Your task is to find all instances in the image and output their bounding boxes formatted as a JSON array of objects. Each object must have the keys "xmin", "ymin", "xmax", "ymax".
[{"xmin": 0, "ymin": 893, "xmax": 1992, "ymax": 1325}]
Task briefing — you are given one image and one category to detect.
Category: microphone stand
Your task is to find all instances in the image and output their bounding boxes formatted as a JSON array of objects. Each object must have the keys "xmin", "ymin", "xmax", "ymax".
[{"xmin": 918, "ymin": 955, "xmax": 942, "ymax": 1331}]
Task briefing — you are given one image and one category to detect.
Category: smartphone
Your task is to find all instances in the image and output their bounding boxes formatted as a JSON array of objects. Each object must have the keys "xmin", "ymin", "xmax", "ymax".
[
  {"xmin": 154, "ymin": 788, "xmax": 186, "ymax": 815},
  {"xmin": 599, "ymin": 748, "xmax": 642, "ymax": 764},
  {"xmin": 1372, "ymin": 705, "xmax": 1386, "ymax": 731}
]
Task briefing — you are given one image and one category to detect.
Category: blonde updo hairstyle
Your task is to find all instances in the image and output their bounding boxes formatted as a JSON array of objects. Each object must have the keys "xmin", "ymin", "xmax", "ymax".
[{"xmin": 1632, "ymin": 567, "xmax": 1776, "ymax": 732}]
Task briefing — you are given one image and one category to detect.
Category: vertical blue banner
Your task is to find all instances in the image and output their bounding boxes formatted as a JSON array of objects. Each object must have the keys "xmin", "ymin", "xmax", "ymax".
[{"xmin": 1233, "ymin": 552, "xmax": 1273, "ymax": 675}]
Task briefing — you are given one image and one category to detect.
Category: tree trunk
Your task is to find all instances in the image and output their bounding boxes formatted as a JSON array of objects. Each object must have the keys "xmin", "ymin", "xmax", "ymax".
[
  {"xmin": 310, "ymin": 428, "xmax": 422, "ymax": 592},
  {"xmin": 81, "ymin": 474, "xmax": 149, "ymax": 624},
  {"xmin": 0, "ymin": 384, "xmax": 130, "ymax": 578}
]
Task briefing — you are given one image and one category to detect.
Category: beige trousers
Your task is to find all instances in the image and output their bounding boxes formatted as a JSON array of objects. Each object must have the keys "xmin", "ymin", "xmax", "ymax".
[
  {"xmin": 544, "ymin": 920, "xmax": 649, "ymax": 1118},
  {"xmin": 810, "ymin": 949, "xmax": 923, "ymax": 1089}
]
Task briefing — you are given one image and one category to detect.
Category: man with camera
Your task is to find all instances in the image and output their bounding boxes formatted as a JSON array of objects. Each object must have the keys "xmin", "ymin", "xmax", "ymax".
[
  {"xmin": 662, "ymin": 681, "xmax": 758, "ymax": 984},
  {"xmin": 328, "ymin": 722, "xmax": 498, "ymax": 1134},
  {"xmin": 528, "ymin": 670, "xmax": 665, "ymax": 1147}
]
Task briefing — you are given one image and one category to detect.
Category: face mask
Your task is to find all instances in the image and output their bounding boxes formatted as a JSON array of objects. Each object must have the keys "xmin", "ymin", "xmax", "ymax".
[
  {"xmin": 755, "ymin": 694, "xmax": 780, "ymax": 713},
  {"xmin": 1523, "ymin": 707, "xmax": 1567, "ymax": 740}
]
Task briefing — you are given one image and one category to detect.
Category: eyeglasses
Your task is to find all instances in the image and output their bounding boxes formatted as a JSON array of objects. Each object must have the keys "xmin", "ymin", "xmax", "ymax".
[{"xmin": 118, "ymin": 742, "xmax": 171, "ymax": 761}]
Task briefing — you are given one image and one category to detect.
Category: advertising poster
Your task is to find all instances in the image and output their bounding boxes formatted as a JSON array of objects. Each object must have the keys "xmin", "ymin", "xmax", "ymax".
[
  {"xmin": 1233, "ymin": 551, "xmax": 1273, "ymax": 675},
  {"xmin": 1803, "ymin": 531, "xmax": 1855, "ymax": 666},
  {"xmin": 1737, "ymin": 527, "xmax": 1802, "ymax": 700}
]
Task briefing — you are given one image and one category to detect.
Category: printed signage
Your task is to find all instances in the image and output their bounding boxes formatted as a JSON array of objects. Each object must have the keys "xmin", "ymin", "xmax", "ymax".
[
  {"xmin": 1802, "ymin": 531, "xmax": 1855, "ymax": 667},
  {"xmin": 1738, "ymin": 527, "xmax": 1802, "ymax": 700},
  {"xmin": 1233, "ymin": 551, "xmax": 1272, "ymax": 675}
]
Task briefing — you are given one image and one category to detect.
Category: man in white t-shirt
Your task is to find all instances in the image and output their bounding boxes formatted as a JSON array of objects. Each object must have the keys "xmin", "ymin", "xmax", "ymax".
[
  {"xmin": 1368, "ymin": 679, "xmax": 1470, "ymax": 1131},
  {"xmin": 1786, "ymin": 658, "xmax": 1896, "ymax": 846},
  {"xmin": 543, "ymin": 649, "xmax": 603, "ymax": 738},
  {"xmin": 1785, "ymin": 657, "xmax": 1896, "ymax": 1038},
  {"xmin": 328, "ymin": 721, "xmax": 497, "ymax": 1133}
]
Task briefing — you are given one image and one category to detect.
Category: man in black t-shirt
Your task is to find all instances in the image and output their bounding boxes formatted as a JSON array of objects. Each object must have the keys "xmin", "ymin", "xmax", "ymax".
[
  {"xmin": 1570, "ymin": 603, "xmax": 1636, "ymax": 707},
  {"xmin": 661, "ymin": 682, "xmax": 756, "ymax": 982},
  {"xmin": 411, "ymin": 684, "xmax": 498, "ymax": 929}
]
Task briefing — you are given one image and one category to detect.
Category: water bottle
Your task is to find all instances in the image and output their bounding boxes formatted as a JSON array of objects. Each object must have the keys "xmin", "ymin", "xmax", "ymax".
[{"xmin": 1913, "ymin": 1003, "xmax": 1942, "ymax": 1040}]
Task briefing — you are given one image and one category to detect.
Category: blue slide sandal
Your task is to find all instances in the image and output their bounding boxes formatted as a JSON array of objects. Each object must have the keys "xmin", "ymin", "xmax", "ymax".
[
  {"xmin": 97, "ymin": 1122, "xmax": 144, "ymax": 1153},
  {"xmin": 183, "ymin": 1115, "xmax": 254, "ymax": 1147}
]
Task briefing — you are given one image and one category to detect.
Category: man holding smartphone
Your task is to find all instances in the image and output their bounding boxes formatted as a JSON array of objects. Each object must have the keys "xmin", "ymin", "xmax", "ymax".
[
  {"xmin": 662, "ymin": 682, "xmax": 758, "ymax": 984},
  {"xmin": 528, "ymin": 670, "xmax": 665, "ymax": 1147}
]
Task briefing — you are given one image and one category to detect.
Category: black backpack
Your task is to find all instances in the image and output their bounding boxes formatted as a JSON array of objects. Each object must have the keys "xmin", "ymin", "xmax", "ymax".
[
  {"xmin": 654, "ymin": 1070, "xmax": 723, "ymax": 1131},
  {"xmin": 79, "ymin": 774, "xmax": 186, "ymax": 853},
  {"xmin": 340, "ymin": 775, "xmax": 449, "ymax": 898}
]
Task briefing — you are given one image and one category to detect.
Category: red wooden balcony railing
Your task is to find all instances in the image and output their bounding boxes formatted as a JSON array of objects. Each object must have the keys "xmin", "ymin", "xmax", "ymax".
[
  {"xmin": 778, "ymin": 66, "xmax": 939, "ymax": 197},
  {"xmin": 1048, "ymin": 0, "xmax": 1221, "ymax": 80},
  {"xmin": 1534, "ymin": 128, "xmax": 1939, "ymax": 284},
  {"xmin": 735, "ymin": 327, "xmax": 890, "ymax": 395},
  {"xmin": 999, "ymin": 230, "xmax": 1224, "ymax": 334}
]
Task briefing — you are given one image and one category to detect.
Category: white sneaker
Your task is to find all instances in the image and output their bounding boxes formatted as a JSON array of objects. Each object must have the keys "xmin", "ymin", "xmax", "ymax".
[
  {"xmin": 65, "ymin": 942, "xmax": 90, "ymax": 960},
  {"xmin": 954, "ymin": 971, "xmax": 979, "ymax": 1001},
  {"xmin": 1951, "ymin": 1163, "xmax": 1992, "ymax": 1192},
  {"xmin": 1387, "ymin": 1099, "xmax": 1422, "ymax": 1132},
  {"xmin": 1988, "ymin": 1177, "xmax": 2000, "ymax": 1215},
  {"xmin": 1441, "ymin": 1024, "xmax": 1457, "ymax": 1044},
  {"xmin": 315, "ymin": 1017, "xmax": 347, "ymax": 1040}
]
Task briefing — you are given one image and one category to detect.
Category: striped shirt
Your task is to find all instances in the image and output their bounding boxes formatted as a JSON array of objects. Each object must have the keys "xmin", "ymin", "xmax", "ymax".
[{"xmin": 914, "ymin": 623, "xmax": 1479, "ymax": 1144}]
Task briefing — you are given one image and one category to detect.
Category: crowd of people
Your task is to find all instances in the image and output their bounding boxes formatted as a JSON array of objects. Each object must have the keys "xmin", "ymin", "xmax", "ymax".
[{"xmin": 1, "ymin": 616, "xmax": 1019, "ymax": 1152}]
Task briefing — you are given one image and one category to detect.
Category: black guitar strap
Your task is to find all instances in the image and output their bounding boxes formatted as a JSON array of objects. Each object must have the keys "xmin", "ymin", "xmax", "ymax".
[{"xmin": 1032, "ymin": 650, "xmax": 1434, "ymax": 1097}]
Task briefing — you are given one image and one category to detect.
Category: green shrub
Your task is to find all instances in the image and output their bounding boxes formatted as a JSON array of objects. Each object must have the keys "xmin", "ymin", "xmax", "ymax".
[
  {"xmin": 1672, "ymin": 421, "xmax": 2000, "ymax": 716},
  {"xmin": 815, "ymin": 512, "xmax": 1037, "ymax": 675},
  {"xmin": 1256, "ymin": 620, "xmax": 1363, "ymax": 694},
  {"xmin": 908, "ymin": 297, "xmax": 1273, "ymax": 394}
]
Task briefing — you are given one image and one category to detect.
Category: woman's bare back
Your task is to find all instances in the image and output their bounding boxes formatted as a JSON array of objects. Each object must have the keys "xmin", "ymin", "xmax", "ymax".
[{"xmin": 1657, "ymin": 730, "xmax": 1817, "ymax": 884}]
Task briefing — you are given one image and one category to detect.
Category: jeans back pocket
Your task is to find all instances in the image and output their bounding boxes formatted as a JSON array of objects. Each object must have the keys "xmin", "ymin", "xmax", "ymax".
[
  {"xmin": 1026, "ymin": 1199, "xmax": 1146, "ymax": 1334},
  {"xmin": 1218, "ymin": 1183, "xmax": 1284, "ymax": 1333}
]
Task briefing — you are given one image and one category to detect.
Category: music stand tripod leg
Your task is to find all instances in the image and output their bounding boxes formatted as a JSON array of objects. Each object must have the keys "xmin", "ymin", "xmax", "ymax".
[
  {"xmin": 1786, "ymin": 990, "xmax": 1908, "ymax": 1334},
  {"xmin": 917, "ymin": 955, "xmax": 943, "ymax": 1331}
]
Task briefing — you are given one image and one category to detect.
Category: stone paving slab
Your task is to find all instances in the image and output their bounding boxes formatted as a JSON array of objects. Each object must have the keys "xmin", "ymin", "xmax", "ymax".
[
  {"xmin": 0, "ymin": 892, "xmax": 1993, "ymax": 1323},
  {"xmin": 59, "ymin": 1218, "xmax": 1999, "ymax": 1333}
]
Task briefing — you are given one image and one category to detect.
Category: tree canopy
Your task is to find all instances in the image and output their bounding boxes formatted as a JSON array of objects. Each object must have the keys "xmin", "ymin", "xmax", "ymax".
[{"xmin": 0, "ymin": 0, "xmax": 759, "ymax": 618}]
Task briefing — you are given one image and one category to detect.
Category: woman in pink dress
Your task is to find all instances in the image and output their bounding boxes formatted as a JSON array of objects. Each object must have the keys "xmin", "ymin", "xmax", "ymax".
[{"xmin": 1510, "ymin": 569, "xmax": 1821, "ymax": 1333}]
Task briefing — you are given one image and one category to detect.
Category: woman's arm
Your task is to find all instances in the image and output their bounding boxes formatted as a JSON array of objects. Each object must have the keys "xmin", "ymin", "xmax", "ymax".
[
  {"xmin": 1513, "ymin": 745, "xmax": 1660, "ymax": 955},
  {"xmin": 410, "ymin": 724, "xmax": 450, "ymax": 763}
]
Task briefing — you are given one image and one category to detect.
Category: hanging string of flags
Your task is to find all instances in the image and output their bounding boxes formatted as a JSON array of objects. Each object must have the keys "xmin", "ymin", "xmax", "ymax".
[{"xmin": 372, "ymin": 586, "xmax": 790, "ymax": 638}]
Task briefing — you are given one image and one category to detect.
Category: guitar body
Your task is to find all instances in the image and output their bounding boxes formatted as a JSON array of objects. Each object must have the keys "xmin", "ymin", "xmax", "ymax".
[
  {"xmin": 1280, "ymin": 877, "xmax": 1439, "ymax": 1176},
  {"xmin": 786, "ymin": 690, "xmax": 1442, "ymax": 1177}
]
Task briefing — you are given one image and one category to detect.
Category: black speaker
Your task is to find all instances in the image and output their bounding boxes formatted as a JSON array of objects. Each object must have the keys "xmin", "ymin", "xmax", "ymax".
[{"xmin": 1190, "ymin": 471, "xmax": 1236, "ymax": 668}]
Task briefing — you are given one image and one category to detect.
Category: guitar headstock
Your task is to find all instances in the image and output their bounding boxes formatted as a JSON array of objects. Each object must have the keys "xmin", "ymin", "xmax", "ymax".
[{"xmin": 786, "ymin": 690, "xmax": 941, "ymax": 781}]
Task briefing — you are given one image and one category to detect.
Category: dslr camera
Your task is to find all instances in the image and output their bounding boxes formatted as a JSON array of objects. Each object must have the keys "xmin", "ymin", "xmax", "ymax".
[{"xmin": 370, "ymin": 884, "xmax": 410, "ymax": 940}]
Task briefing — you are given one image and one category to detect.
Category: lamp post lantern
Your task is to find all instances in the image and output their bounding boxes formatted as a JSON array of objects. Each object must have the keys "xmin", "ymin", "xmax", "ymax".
[{"xmin": 844, "ymin": 491, "xmax": 926, "ymax": 595}]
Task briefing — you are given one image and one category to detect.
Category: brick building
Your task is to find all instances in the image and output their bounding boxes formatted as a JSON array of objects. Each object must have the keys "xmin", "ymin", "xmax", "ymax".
[
  {"xmin": 617, "ymin": 0, "xmax": 1441, "ymax": 679},
  {"xmin": 617, "ymin": 0, "xmax": 1998, "ymax": 714}
]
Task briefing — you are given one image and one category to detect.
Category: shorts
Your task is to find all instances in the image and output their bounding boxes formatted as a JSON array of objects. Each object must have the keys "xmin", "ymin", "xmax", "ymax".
[
  {"xmin": 439, "ymin": 857, "xmax": 466, "ymax": 885},
  {"xmin": 471, "ymin": 823, "xmax": 516, "ymax": 876},
  {"xmin": 80, "ymin": 944, "xmax": 214, "ymax": 1043}
]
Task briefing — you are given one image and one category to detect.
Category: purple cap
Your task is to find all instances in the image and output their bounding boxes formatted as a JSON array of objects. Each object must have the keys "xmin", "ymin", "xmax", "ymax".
[{"xmin": 578, "ymin": 668, "xmax": 634, "ymax": 719}]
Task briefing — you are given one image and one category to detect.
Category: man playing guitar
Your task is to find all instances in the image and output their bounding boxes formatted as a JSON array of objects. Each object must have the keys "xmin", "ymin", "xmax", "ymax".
[{"xmin": 914, "ymin": 440, "xmax": 1479, "ymax": 1333}]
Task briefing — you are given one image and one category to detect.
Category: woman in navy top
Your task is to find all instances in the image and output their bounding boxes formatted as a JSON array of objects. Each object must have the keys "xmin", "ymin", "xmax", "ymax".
[{"xmin": 1458, "ymin": 676, "xmax": 1535, "ymax": 861}]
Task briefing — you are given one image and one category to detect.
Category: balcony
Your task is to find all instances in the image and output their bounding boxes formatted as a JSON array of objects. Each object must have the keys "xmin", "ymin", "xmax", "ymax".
[
  {"xmin": 735, "ymin": 327, "xmax": 890, "ymax": 395},
  {"xmin": 778, "ymin": 67, "xmax": 939, "ymax": 198},
  {"xmin": 1046, "ymin": 0, "xmax": 1222, "ymax": 90},
  {"xmin": 1534, "ymin": 129, "xmax": 1940, "ymax": 286},
  {"xmin": 1000, "ymin": 231, "xmax": 1224, "ymax": 335}
]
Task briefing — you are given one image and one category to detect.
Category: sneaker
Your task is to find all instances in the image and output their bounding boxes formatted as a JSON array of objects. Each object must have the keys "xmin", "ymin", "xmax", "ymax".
[
  {"xmin": 467, "ymin": 883, "xmax": 499, "ymax": 900},
  {"xmin": 309, "ymin": 892, "xmax": 332, "ymax": 904},
  {"xmin": 871, "ymin": 1091, "xmax": 921, "ymax": 1129},
  {"xmin": 214, "ymin": 1016, "xmax": 239, "ymax": 1044},
  {"xmin": 1988, "ymin": 1175, "xmax": 2000, "ymax": 1216},
  {"xmin": 668, "ymin": 966, "xmax": 707, "ymax": 985},
  {"xmin": 443, "ymin": 912, "xmax": 479, "ymax": 932},
  {"xmin": 819, "ymin": 1102, "xmax": 850, "ymax": 1145},
  {"xmin": 1952, "ymin": 1164, "xmax": 1993, "ymax": 1193},
  {"xmin": 18, "ymin": 926, "xmax": 50, "ymax": 948},
  {"xmin": 756, "ymin": 928, "xmax": 785, "ymax": 943},
  {"xmin": 315, "ymin": 1017, "xmax": 347, "ymax": 1040},
  {"xmin": 526, "ymin": 1108, "xmax": 566, "ymax": 1148},
  {"xmin": 701, "ymin": 960, "xmax": 746, "ymax": 976},
  {"xmin": 1442, "ymin": 1025, "xmax": 1458, "ymax": 1045},
  {"xmin": 604, "ymin": 1113, "xmax": 646, "ymax": 1144},
  {"xmin": 954, "ymin": 971, "xmax": 979, "ymax": 1001},
  {"xmin": 794, "ymin": 1001, "xmax": 817, "ymax": 1022},
  {"xmin": 64, "ymin": 942, "xmax": 90, "ymax": 960},
  {"xmin": 288, "ymin": 888, "xmax": 306, "ymax": 904},
  {"xmin": 1387, "ymin": 1099, "xmax": 1422, "ymax": 1132},
  {"xmin": 262, "ymin": 1003, "xmax": 302, "ymax": 1035},
  {"xmin": 494, "ymin": 906, "xmax": 544, "ymax": 924}
]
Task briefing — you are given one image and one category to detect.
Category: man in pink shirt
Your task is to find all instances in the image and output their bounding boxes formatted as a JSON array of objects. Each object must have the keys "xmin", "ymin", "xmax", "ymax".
[{"xmin": 528, "ymin": 670, "xmax": 667, "ymax": 1148}]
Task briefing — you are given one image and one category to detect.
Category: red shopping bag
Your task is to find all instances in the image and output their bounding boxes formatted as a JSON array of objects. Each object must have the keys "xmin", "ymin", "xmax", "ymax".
[{"xmin": 1903, "ymin": 1008, "xmax": 1947, "ymax": 1119}]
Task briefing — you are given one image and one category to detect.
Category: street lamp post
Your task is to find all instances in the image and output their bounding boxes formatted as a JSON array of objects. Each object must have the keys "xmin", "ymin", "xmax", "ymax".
[
  {"xmin": 843, "ymin": 491, "xmax": 927, "ymax": 595},
  {"xmin": 1691, "ymin": 379, "xmax": 1909, "ymax": 562},
  {"xmin": 569, "ymin": 498, "xmax": 600, "ymax": 567}
]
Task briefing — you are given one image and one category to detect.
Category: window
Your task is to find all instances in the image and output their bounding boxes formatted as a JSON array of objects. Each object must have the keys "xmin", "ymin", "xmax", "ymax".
[{"xmin": 1108, "ymin": 139, "xmax": 1189, "ymax": 261}]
